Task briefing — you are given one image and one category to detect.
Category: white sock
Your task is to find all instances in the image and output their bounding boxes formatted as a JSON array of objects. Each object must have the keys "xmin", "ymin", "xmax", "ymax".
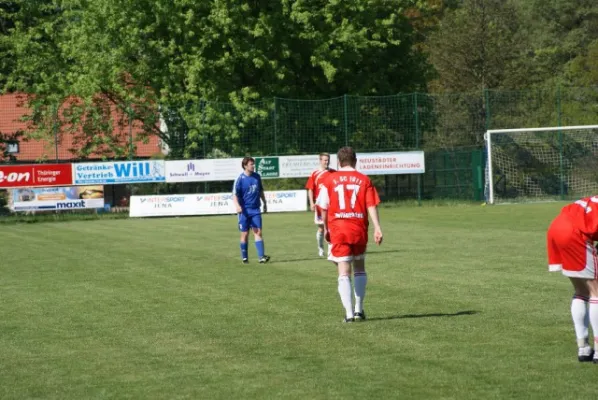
[
  {"xmin": 571, "ymin": 295, "xmax": 589, "ymax": 347},
  {"xmin": 338, "ymin": 276, "xmax": 354, "ymax": 319},
  {"xmin": 354, "ymin": 272, "xmax": 367, "ymax": 314},
  {"xmin": 316, "ymin": 231, "xmax": 324, "ymax": 250},
  {"xmin": 589, "ymin": 297, "xmax": 598, "ymax": 351}
]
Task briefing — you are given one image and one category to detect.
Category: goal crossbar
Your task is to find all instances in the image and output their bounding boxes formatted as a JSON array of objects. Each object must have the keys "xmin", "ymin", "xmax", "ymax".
[
  {"xmin": 486, "ymin": 125, "xmax": 598, "ymax": 135},
  {"xmin": 485, "ymin": 125, "xmax": 598, "ymax": 204}
]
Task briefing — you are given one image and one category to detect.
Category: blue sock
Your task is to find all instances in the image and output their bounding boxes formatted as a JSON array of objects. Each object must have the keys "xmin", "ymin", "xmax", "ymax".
[
  {"xmin": 240, "ymin": 242, "xmax": 248, "ymax": 259},
  {"xmin": 255, "ymin": 240, "xmax": 265, "ymax": 258}
]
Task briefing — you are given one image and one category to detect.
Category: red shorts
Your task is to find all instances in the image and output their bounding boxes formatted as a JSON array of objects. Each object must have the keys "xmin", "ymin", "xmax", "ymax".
[
  {"xmin": 547, "ymin": 212, "xmax": 598, "ymax": 279},
  {"xmin": 328, "ymin": 243, "xmax": 367, "ymax": 263}
]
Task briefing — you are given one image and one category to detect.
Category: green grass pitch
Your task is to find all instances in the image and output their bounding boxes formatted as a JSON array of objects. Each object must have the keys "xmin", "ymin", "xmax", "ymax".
[{"xmin": 1, "ymin": 203, "xmax": 595, "ymax": 399}]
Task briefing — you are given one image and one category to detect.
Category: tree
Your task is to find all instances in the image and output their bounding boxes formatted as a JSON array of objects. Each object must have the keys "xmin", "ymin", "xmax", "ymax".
[
  {"xmin": 428, "ymin": 0, "xmax": 527, "ymax": 92},
  {"xmin": 4, "ymin": 0, "xmax": 431, "ymax": 158}
]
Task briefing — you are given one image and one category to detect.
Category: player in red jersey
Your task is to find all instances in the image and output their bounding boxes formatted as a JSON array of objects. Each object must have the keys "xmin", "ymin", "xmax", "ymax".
[
  {"xmin": 316, "ymin": 146, "xmax": 383, "ymax": 323},
  {"xmin": 547, "ymin": 195, "xmax": 598, "ymax": 363},
  {"xmin": 305, "ymin": 152, "xmax": 335, "ymax": 257}
]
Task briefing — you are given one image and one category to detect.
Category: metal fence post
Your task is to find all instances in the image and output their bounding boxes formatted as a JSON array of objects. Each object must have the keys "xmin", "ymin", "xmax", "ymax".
[
  {"xmin": 557, "ymin": 86, "xmax": 564, "ymax": 200},
  {"xmin": 53, "ymin": 104, "xmax": 59, "ymax": 162},
  {"xmin": 273, "ymin": 97, "xmax": 278, "ymax": 155},
  {"xmin": 343, "ymin": 94, "xmax": 349, "ymax": 146},
  {"xmin": 414, "ymin": 93, "xmax": 422, "ymax": 206}
]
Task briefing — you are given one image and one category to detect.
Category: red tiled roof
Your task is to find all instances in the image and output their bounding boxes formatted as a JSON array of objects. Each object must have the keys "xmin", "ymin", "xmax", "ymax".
[{"xmin": 0, "ymin": 93, "xmax": 162, "ymax": 162}]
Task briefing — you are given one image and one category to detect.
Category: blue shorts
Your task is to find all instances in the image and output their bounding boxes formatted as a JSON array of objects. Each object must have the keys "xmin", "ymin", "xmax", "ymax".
[{"xmin": 238, "ymin": 209, "xmax": 262, "ymax": 232}]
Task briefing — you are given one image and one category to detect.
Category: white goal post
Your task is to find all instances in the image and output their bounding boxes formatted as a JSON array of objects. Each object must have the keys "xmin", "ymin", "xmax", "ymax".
[{"xmin": 485, "ymin": 125, "xmax": 598, "ymax": 204}]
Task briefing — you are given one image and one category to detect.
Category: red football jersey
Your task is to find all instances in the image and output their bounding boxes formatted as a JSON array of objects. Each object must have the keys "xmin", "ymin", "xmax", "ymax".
[
  {"xmin": 561, "ymin": 196, "xmax": 598, "ymax": 240},
  {"xmin": 316, "ymin": 167, "xmax": 380, "ymax": 245},
  {"xmin": 305, "ymin": 168, "xmax": 335, "ymax": 202}
]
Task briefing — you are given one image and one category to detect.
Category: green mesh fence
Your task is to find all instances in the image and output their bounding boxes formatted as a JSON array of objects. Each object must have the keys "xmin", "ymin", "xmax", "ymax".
[{"xmin": 2, "ymin": 87, "xmax": 598, "ymax": 202}]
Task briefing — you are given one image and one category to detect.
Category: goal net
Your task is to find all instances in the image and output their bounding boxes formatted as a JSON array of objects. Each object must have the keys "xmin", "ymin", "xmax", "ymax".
[{"xmin": 485, "ymin": 125, "xmax": 598, "ymax": 204}]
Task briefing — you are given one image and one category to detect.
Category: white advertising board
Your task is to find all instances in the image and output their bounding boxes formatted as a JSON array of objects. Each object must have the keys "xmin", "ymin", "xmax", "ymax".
[
  {"xmin": 165, "ymin": 158, "xmax": 244, "ymax": 183},
  {"xmin": 278, "ymin": 154, "xmax": 339, "ymax": 178},
  {"xmin": 130, "ymin": 190, "xmax": 307, "ymax": 218},
  {"xmin": 356, "ymin": 151, "xmax": 425, "ymax": 175}
]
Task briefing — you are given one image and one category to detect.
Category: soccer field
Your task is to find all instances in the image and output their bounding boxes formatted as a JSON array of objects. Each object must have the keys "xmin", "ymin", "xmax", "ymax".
[{"xmin": 1, "ymin": 203, "xmax": 594, "ymax": 399}]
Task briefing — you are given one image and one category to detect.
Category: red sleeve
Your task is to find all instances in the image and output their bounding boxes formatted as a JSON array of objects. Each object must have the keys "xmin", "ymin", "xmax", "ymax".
[{"xmin": 365, "ymin": 179, "xmax": 381, "ymax": 208}]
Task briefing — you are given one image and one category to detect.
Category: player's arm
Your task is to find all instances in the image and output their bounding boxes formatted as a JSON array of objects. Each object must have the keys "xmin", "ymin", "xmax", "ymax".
[
  {"xmin": 232, "ymin": 178, "xmax": 243, "ymax": 213},
  {"xmin": 316, "ymin": 185, "xmax": 330, "ymax": 242},
  {"xmin": 305, "ymin": 175, "xmax": 315, "ymax": 211},
  {"xmin": 259, "ymin": 176, "xmax": 267, "ymax": 213},
  {"xmin": 367, "ymin": 205, "xmax": 383, "ymax": 245},
  {"xmin": 365, "ymin": 181, "xmax": 383, "ymax": 245}
]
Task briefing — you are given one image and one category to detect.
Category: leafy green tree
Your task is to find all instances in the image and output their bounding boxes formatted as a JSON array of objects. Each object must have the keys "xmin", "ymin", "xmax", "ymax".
[
  {"xmin": 427, "ymin": 0, "xmax": 525, "ymax": 92},
  {"xmin": 4, "ymin": 0, "xmax": 431, "ymax": 158}
]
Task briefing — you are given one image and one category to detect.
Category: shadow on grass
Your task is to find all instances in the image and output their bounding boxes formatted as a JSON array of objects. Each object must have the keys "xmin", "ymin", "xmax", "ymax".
[{"xmin": 368, "ymin": 310, "xmax": 478, "ymax": 321}]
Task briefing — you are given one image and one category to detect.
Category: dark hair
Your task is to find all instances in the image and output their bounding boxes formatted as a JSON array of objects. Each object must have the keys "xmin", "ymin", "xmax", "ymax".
[
  {"xmin": 337, "ymin": 146, "xmax": 357, "ymax": 167},
  {"xmin": 242, "ymin": 156, "xmax": 255, "ymax": 169}
]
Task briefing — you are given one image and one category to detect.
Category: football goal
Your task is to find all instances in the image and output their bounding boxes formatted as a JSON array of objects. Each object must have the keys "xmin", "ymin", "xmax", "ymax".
[{"xmin": 485, "ymin": 125, "xmax": 598, "ymax": 204}]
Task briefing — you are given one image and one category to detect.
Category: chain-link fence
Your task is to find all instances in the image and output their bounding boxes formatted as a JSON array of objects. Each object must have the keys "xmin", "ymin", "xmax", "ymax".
[{"xmin": 1, "ymin": 87, "xmax": 597, "ymax": 203}]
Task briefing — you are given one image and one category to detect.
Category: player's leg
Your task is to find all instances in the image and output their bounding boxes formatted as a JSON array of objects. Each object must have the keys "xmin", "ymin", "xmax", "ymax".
[
  {"xmin": 238, "ymin": 214, "xmax": 250, "ymax": 263},
  {"xmin": 569, "ymin": 277, "xmax": 592, "ymax": 360},
  {"xmin": 556, "ymin": 220, "xmax": 597, "ymax": 361},
  {"xmin": 315, "ymin": 207, "xmax": 325, "ymax": 257},
  {"xmin": 329, "ymin": 243, "xmax": 354, "ymax": 322},
  {"xmin": 316, "ymin": 225, "xmax": 325, "ymax": 257},
  {"xmin": 585, "ymin": 278, "xmax": 598, "ymax": 363},
  {"xmin": 547, "ymin": 219, "xmax": 591, "ymax": 357},
  {"xmin": 250, "ymin": 214, "xmax": 269, "ymax": 263},
  {"xmin": 352, "ymin": 244, "xmax": 368, "ymax": 321}
]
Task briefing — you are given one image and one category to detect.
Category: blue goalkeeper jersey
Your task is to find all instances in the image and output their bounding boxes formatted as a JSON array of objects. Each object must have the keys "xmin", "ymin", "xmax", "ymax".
[{"xmin": 233, "ymin": 172, "xmax": 263, "ymax": 211}]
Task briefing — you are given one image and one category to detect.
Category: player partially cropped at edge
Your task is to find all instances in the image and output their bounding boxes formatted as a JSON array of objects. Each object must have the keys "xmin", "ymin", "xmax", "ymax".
[
  {"xmin": 232, "ymin": 157, "xmax": 270, "ymax": 264},
  {"xmin": 547, "ymin": 195, "xmax": 598, "ymax": 363},
  {"xmin": 317, "ymin": 146, "xmax": 383, "ymax": 322}
]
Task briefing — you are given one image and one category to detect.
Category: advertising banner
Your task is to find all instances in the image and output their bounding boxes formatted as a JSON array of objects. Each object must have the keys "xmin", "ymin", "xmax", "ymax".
[
  {"xmin": 0, "ymin": 163, "xmax": 73, "ymax": 189},
  {"xmin": 356, "ymin": 151, "xmax": 425, "ymax": 175},
  {"xmin": 278, "ymin": 154, "xmax": 338, "ymax": 178},
  {"xmin": 263, "ymin": 190, "xmax": 307, "ymax": 212},
  {"xmin": 130, "ymin": 190, "xmax": 307, "ymax": 218},
  {"xmin": 212, "ymin": 158, "xmax": 244, "ymax": 181},
  {"xmin": 165, "ymin": 158, "xmax": 244, "ymax": 183},
  {"xmin": 73, "ymin": 160, "xmax": 166, "ymax": 185},
  {"xmin": 255, "ymin": 157, "xmax": 280, "ymax": 178},
  {"xmin": 11, "ymin": 185, "xmax": 104, "ymax": 211},
  {"xmin": 165, "ymin": 160, "xmax": 214, "ymax": 183}
]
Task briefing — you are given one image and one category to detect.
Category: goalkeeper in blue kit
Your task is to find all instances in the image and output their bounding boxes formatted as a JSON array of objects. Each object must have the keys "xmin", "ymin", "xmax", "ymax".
[{"xmin": 232, "ymin": 157, "xmax": 270, "ymax": 264}]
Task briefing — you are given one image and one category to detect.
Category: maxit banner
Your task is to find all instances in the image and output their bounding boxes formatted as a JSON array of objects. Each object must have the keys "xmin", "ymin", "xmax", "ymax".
[
  {"xmin": 11, "ymin": 186, "xmax": 105, "ymax": 211},
  {"xmin": 130, "ymin": 190, "xmax": 307, "ymax": 218},
  {"xmin": 73, "ymin": 160, "xmax": 166, "ymax": 185}
]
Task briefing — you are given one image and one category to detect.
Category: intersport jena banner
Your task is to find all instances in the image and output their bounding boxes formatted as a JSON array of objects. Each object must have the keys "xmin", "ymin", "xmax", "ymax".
[{"xmin": 129, "ymin": 190, "xmax": 307, "ymax": 218}]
